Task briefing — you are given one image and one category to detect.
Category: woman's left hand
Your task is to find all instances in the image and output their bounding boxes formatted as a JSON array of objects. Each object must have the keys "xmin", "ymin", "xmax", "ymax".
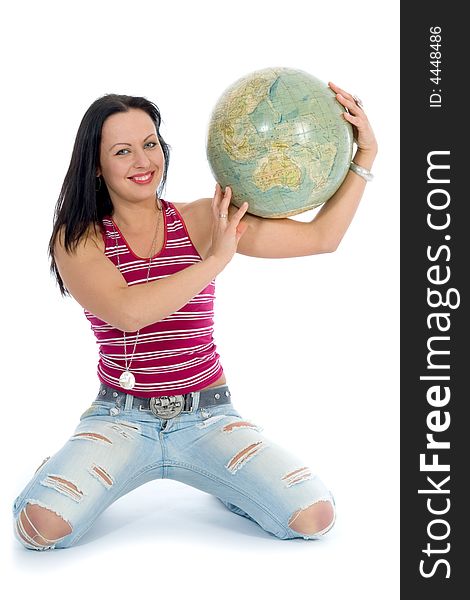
[{"xmin": 328, "ymin": 81, "xmax": 378, "ymax": 155}]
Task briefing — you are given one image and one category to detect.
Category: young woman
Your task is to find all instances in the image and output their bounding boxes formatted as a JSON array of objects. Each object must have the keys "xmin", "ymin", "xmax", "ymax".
[{"xmin": 12, "ymin": 82, "xmax": 377, "ymax": 550}]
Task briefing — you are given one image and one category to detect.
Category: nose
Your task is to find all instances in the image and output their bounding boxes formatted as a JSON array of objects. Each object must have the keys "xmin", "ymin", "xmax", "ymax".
[{"xmin": 132, "ymin": 147, "xmax": 152, "ymax": 170}]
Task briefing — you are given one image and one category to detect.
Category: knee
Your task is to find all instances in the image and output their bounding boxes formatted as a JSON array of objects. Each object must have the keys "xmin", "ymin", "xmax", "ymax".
[
  {"xmin": 15, "ymin": 503, "xmax": 73, "ymax": 550},
  {"xmin": 288, "ymin": 499, "xmax": 335, "ymax": 538}
]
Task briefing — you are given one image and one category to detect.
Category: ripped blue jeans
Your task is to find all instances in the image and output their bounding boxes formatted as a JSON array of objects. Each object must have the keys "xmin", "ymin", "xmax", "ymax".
[{"xmin": 12, "ymin": 383, "xmax": 336, "ymax": 549}]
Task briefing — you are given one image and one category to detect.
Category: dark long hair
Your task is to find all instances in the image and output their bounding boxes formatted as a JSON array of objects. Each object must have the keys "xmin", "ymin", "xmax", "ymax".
[{"xmin": 48, "ymin": 93, "xmax": 171, "ymax": 297}]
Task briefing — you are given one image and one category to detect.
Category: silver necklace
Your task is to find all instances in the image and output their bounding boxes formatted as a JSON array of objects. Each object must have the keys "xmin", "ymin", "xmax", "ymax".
[{"xmin": 110, "ymin": 200, "xmax": 162, "ymax": 390}]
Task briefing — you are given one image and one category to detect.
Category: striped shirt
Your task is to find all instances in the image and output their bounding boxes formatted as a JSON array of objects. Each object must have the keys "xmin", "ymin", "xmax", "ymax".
[{"xmin": 83, "ymin": 198, "xmax": 224, "ymax": 396}]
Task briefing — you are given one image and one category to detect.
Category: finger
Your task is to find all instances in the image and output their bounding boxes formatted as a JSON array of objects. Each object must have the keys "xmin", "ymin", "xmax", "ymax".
[
  {"xmin": 329, "ymin": 82, "xmax": 366, "ymax": 115},
  {"xmin": 231, "ymin": 201, "xmax": 249, "ymax": 225},
  {"xmin": 342, "ymin": 111, "xmax": 361, "ymax": 127},
  {"xmin": 236, "ymin": 220, "xmax": 249, "ymax": 241},
  {"xmin": 220, "ymin": 185, "xmax": 233, "ymax": 213},
  {"xmin": 212, "ymin": 186, "xmax": 232, "ymax": 225},
  {"xmin": 336, "ymin": 93, "xmax": 364, "ymax": 115},
  {"xmin": 212, "ymin": 183, "xmax": 224, "ymax": 217},
  {"xmin": 328, "ymin": 82, "xmax": 356, "ymax": 103}
]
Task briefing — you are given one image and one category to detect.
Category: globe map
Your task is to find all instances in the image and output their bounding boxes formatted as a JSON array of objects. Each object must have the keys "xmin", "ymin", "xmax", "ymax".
[{"xmin": 206, "ymin": 67, "xmax": 354, "ymax": 218}]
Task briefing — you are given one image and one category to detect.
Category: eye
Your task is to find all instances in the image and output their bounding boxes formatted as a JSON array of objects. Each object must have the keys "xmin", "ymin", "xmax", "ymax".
[{"xmin": 115, "ymin": 141, "xmax": 158, "ymax": 156}]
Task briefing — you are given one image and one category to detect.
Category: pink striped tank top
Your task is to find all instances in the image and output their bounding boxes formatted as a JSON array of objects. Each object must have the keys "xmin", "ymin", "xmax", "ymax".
[{"xmin": 83, "ymin": 198, "xmax": 224, "ymax": 396}]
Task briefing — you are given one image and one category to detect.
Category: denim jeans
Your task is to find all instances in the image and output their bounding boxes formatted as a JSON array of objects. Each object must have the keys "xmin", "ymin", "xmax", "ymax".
[{"xmin": 12, "ymin": 382, "xmax": 335, "ymax": 549}]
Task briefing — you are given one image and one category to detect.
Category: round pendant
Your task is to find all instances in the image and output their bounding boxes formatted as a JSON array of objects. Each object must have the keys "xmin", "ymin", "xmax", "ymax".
[{"xmin": 119, "ymin": 370, "xmax": 135, "ymax": 390}]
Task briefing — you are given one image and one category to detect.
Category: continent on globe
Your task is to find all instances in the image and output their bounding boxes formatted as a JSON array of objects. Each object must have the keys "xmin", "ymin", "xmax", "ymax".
[{"xmin": 206, "ymin": 67, "xmax": 354, "ymax": 218}]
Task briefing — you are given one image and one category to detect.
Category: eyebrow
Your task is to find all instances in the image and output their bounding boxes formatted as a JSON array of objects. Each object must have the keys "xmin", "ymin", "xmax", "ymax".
[{"xmin": 109, "ymin": 133, "xmax": 157, "ymax": 151}]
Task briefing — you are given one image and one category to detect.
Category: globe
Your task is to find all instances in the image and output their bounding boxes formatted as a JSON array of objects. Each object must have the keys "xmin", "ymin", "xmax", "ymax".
[{"xmin": 206, "ymin": 66, "xmax": 354, "ymax": 218}]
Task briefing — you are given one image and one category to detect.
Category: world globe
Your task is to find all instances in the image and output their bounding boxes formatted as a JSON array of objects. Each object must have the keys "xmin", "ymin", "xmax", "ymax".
[{"xmin": 206, "ymin": 67, "xmax": 354, "ymax": 218}]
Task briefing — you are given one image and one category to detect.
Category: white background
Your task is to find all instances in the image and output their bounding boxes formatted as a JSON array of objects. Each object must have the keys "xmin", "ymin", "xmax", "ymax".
[{"xmin": 1, "ymin": 0, "xmax": 399, "ymax": 597}]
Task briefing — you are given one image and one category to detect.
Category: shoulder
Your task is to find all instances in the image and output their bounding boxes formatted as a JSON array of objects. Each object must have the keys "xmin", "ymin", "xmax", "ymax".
[
  {"xmin": 170, "ymin": 198, "xmax": 213, "ymax": 258},
  {"xmin": 171, "ymin": 197, "xmax": 211, "ymax": 219},
  {"xmin": 171, "ymin": 197, "xmax": 213, "ymax": 232},
  {"xmin": 55, "ymin": 222, "xmax": 105, "ymax": 257}
]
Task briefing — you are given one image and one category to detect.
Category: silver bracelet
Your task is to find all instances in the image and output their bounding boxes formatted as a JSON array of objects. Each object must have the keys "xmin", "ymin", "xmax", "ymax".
[{"xmin": 349, "ymin": 161, "xmax": 374, "ymax": 182}]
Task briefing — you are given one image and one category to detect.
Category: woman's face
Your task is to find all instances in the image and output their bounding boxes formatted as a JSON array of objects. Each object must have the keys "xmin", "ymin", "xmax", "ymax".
[{"xmin": 97, "ymin": 108, "xmax": 165, "ymax": 205}]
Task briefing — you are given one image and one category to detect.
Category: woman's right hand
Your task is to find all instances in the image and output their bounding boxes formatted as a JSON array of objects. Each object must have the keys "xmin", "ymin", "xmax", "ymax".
[{"xmin": 207, "ymin": 183, "xmax": 249, "ymax": 267}]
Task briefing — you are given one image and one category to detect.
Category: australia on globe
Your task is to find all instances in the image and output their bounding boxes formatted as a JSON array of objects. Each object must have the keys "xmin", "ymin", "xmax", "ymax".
[{"xmin": 206, "ymin": 67, "xmax": 354, "ymax": 218}]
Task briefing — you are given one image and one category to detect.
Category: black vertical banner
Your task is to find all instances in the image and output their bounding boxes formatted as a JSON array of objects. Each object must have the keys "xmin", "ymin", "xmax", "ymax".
[{"xmin": 401, "ymin": 3, "xmax": 467, "ymax": 597}]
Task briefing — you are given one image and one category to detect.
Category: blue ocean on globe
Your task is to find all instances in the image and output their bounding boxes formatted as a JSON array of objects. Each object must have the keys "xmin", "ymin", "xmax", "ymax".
[{"xmin": 206, "ymin": 67, "xmax": 354, "ymax": 218}]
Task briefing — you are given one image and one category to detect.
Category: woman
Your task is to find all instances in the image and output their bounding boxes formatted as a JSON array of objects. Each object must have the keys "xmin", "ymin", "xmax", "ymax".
[{"xmin": 12, "ymin": 82, "xmax": 377, "ymax": 550}]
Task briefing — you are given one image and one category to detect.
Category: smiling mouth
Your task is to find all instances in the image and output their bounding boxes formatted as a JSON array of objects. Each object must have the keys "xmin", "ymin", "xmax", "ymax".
[{"xmin": 128, "ymin": 171, "xmax": 155, "ymax": 184}]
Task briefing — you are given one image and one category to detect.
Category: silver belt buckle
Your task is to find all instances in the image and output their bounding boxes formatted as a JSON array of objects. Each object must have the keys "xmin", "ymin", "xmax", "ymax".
[{"xmin": 149, "ymin": 395, "xmax": 185, "ymax": 419}]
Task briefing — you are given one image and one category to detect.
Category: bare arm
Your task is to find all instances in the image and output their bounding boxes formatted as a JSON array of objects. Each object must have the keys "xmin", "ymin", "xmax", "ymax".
[
  {"xmin": 128, "ymin": 189, "xmax": 249, "ymax": 330},
  {"xmin": 220, "ymin": 147, "xmax": 377, "ymax": 258},
  {"xmin": 55, "ymin": 232, "xmax": 227, "ymax": 332},
  {"xmin": 54, "ymin": 189, "xmax": 248, "ymax": 332},
  {"xmin": 309, "ymin": 81, "xmax": 378, "ymax": 251},
  {"xmin": 126, "ymin": 255, "xmax": 225, "ymax": 331},
  {"xmin": 307, "ymin": 147, "xmax": 377, "ymax": 251}
]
